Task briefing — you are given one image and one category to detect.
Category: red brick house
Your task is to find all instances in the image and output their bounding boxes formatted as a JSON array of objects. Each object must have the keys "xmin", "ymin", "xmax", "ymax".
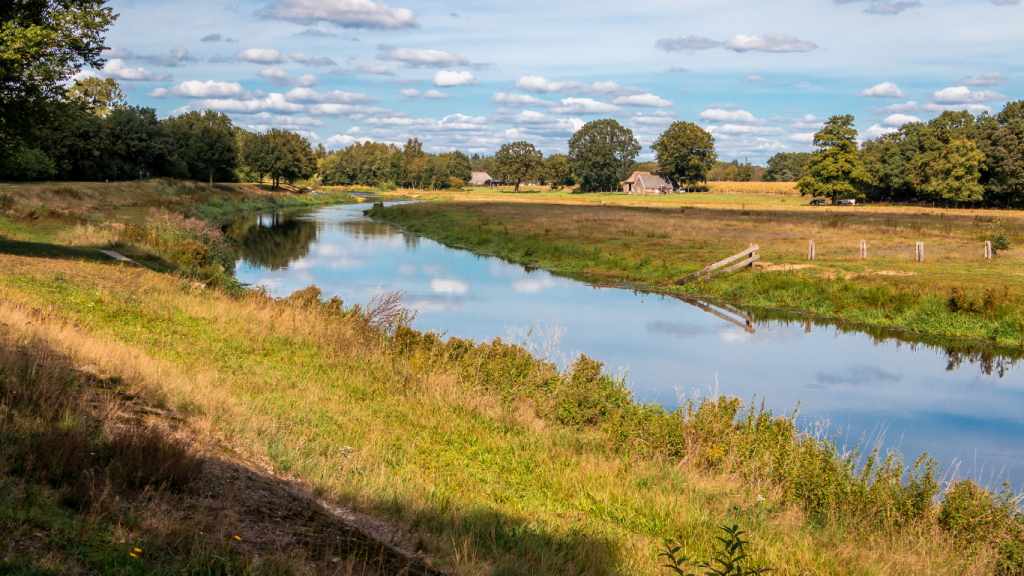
[{"xmin": 622, "ymin": 171, "xmax": 676, "ymax": 194}]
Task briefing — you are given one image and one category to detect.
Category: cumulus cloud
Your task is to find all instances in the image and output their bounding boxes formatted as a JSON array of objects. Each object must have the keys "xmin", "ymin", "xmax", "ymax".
[
  {"xmin": 378, "ymin": 45, "xmax": 469, "ymax": 67},
  {"xmin": 931, "ymin": 86, "xmax": 1007, "ymax": 104},
  {"xmin": 235, "ymin": 48, "xmax": 285, "ymax": 64},
  {"xmin": 325, "ymin": 134, "xmax": 374, "ymax": 148},
  {"xmin": 169, "ymin": 80, "xmax": 247, "ymax": 98},
  {"xmin": 859, "ymin": 82, "xmax": 908, "ymax": 98},
  {"xmin": 881, "ymin": 113, "xmax": 920, "ymax": 126},
  {"xmin": 258, "ymin": 0, "xmax": 419, "ymax": 30},
  {"xmin": 743, "ymin": 75, "xmax": 767, "ymax": 83},
  {"xmin": 282, "ymin": 87, "xmax": 377, "ymax": 105},
  {"xmin": 875, "ymin": 100, "xmax": 994, "ymax": 115},
  {"xmin": 259, "ymin": 67, "xmax": 318, "ymax": 87},
  {"xmin": 101, "ymin": 46, "xmax": 133, "ymax": 58},
  {"xmin": 289, "ymin": 52, "xmax": 337, "ymax": 67},
  {"xmin": 654, "ymin": 35, "xmax": 721, "ymax": 51},
  {"xmin": 190, "ymin": 90, "xmax": 389, "ymax": 117},
  {"xmin": 790, "ymin": 133, "xmax": 815, "ymax": 143},
  {"xmin": 834, "ymin": 0, "xmax": 921, "ymax": 13},
  {"xmin": 697, "ymin": 108, "xmax": 765, "ymax": 124},
  {"xmin": 423, "ymin": 90, "xmax": 455, "ymax": 99},
  {"xmin": 147, "ymin": 88, "xmax": 172, "ymax": 99},
  {"xmin": 549, "ymin": 98, "xmax": 621, "ymax": 115},
  {"xmin": 724, "ymin": 34, "xmax": 817, "ymax": 52},
  {"xmin": 611, "ymin": 94, "xmax": 674, "ymax": 107},
  {"xmin": 356, "ymin": 64, "xmax": 395, "ymax": 75},
  {"xmin": 433, "ymin": 70, "xmax": 476, "ymax": 87},
  {"xmin": 488, "ymin": 93, "xmax": 556, "ymax": 108},
  {"xmin": 513, "ymin": 76, "xmax": 647, "ymax": 98},
  {"xmin": 400, "ymin": 89, "xmax": 420, "ymax": 98},
  {"xmin": 861, "ymin": 124, "xmax": 899, "ymax": 139},
  {"xmin": 959, "ymin": 73, "xmax": 1007, "ymax": 86},
  {"xmin": 102, "ymin": 59, "xmax": 171, "ymax": 81},
  {"xmin": 234, "ymin": 112, "xmax": 326, "ymax": 131}
]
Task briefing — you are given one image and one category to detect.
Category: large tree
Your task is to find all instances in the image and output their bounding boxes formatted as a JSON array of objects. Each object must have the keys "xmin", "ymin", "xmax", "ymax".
[
  {"xmin": 650, "ymin": 121, "xmax": 717, "ymax": 187},
  {"xmin": 67, "ymin": 77, "xmax": 125, "ymax": 118},
  {"xmin": 545, "ymin": 153, "xmax": 573, "ymax": 189},
  {"xmin": 797, "ymin": 114, "xmax": 867, "ymax": 202},
  {"xmin": 763, "ymin": 152, "xmax": 811, "ymax": 182},
  {"xmin": 494, "ymin": 141, "xmax": 543, "ymax": 192},
  {"xmin": 568, "ymin": 119, "xmax": 641, "ymax": 192},
  {"xmin": 921, "ymin": 137, "xmax": 985, "ymax": 203},
  {"xmin": 1, "ymin": 0, "xmax": 116, "ymax": 158},
  {"xmin": 163, "ymin": 110, "xmax": 238, "ymax": 185}
]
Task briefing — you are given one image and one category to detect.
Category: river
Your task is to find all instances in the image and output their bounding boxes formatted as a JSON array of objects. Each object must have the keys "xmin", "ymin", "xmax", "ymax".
[{"xmin": 228, "ymin": 199, "xmax": 1024, "ymax": 484}]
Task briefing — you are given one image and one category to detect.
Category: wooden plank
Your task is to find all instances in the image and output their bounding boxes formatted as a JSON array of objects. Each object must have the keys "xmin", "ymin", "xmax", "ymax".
[
  {"xmin": 716, "ymin": 302, "xmax": 754, "ymax": 323},
  {"xmin": 694, "ymin": 301, "xmax": 756, "ymax": 334},
  {"xmin": 672, "ymin": 244, "xmax": 759, "ymax": 285},
  {"xmin": 696, "ymin": 254, "xmax": 760, "ymax": 284}
]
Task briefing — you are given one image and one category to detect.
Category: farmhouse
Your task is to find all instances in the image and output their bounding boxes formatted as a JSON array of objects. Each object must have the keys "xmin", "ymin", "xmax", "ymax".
[
  {"xmin": 470, "ymin": 171, "xmax": 503, "ymax": 187},
  {"xmin": 622, "ymin": 171, "xmax": 676, "ymax": 194}
]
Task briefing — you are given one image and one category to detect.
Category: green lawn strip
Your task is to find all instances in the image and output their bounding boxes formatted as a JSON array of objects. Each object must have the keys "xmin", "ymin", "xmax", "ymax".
[{"xmin": 370, "ymin": 204, "xmax": 1024, "ymax": 346}]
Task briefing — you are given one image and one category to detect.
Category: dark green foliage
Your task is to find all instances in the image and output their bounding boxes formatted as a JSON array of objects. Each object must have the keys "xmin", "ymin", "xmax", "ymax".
[
  {"xmin": 494, "ymin": 141, "xmax": 544, "ymax": 192},
  {"xmin": 163, "ymin": 111, "xmax": 238, "ymax": 184},
  {"xmin": 568, "ymin": 119, "xmax": 642, "ymax": 192},
  {"xmin": 763, "ymin": 152, "xmax": 810, "ymax": 182},
  {"xmin": 545, "ymin": 153, "xmax": 573, "ymax": 188},
  {"xmin": 797, "ymin": 114, "xmax": 868, "ymax": 202},
  {"xmin": 318, "ymin": 138, "xmax": 474, "ymax": 190},
  {"xmin": 651, "ymin": 121, "xmax": 718, "ymax": 186},
  {"xmin": 661, "ymin": 525, "xmax": 772, "ymax": 575}
]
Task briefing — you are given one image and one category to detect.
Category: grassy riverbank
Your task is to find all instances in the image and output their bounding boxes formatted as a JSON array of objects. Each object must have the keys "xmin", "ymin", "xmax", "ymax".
[
  {"xmin": 0, "ymin": 180, "xmax": 1020, "ymax": 574},
  {"xmin": 366, "ymin": 189, "xmax": 1024, "ymax": 346}
]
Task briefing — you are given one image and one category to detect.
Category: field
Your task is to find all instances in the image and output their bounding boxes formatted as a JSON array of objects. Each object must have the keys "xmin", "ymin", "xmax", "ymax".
[
  {"xmin": 1, "ymin": 181, "xmax": 1022, "ymax": 575},
  {"xmin": 366, "ymin": 187, "xmax": 1024, "ymax": 346}
]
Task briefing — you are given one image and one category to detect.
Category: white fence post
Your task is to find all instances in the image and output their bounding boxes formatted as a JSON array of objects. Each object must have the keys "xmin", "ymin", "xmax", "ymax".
[
  {"xmin": 860, "ymin": 240, "xmax": 867, "ymax": 260},
  {"xmin": 985, "ymin": 240, "xmax": 992, "ymax": 260},
  {"xmin": 808, "ymin": 240, "xmax": 816, "ymax": 261}
]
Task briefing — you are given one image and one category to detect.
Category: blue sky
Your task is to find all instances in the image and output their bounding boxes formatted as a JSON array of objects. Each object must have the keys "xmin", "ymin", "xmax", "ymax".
[{"xmin": 81, "ymin": 0, "xmax": 1023, "ymax": 163}]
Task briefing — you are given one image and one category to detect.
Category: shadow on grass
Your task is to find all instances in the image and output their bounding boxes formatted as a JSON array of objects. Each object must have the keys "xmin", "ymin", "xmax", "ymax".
[{"xmin": 0, "ymin": 239, "xmax": 111, "ymax": 262}]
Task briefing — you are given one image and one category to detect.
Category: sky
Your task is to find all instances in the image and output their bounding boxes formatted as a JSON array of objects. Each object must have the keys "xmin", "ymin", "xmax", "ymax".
[{"xmin": 79, "ymin": 0, "xmax": 1023, "ymax": 163}]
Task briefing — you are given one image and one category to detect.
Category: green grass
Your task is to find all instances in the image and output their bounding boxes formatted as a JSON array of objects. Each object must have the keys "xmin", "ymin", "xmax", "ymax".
[{"xmin": 367, "ymin": 202, "xmax": 1024, "ymax": 347}]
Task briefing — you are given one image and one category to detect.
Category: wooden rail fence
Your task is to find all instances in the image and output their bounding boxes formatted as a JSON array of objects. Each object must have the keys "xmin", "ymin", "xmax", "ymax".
[{"xmin": 673, "ymin": 243, "xmax": 759, "ymax": 285}]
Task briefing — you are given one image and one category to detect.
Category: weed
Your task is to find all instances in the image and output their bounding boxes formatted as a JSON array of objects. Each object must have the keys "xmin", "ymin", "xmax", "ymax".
[
  {"xmin": 0, "ymin": 193, "xmax": 15, "ymax": 212},
  {"xmin": 661, "ymin": 525, "xmax": 772, "ymax": 575},
  {"xmin": 822, "ymin": 212, "xmax": 849, "ymax": 228}
]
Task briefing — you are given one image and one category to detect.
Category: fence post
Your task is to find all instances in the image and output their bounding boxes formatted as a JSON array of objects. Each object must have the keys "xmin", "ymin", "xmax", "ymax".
[
  {"xmin": 808, "ymin": 240, "xmax": 816, "ymax": 261},
  {"xmin": 915, "ymin": 242, "xmax": 924, "ymax": 262},
  {"xmin": 985, "ymin": 240, "xmax": 992, "ymax": 260},
  {"xmin": 860, "ymin": 240, "xmax": 867, "ymax": 260},
  {"xmin": 748, "ymin": 243, "xmax": 755, "ymax": 268}
]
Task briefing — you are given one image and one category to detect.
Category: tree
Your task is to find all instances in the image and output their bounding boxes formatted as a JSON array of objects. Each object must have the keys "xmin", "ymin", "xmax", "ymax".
[
  {"xmin": 650, "ymin": 121, "xmax": 717, "ymax": 186},
  {"xmin": 763, "ymin": 152, "xmax": 811, "ymax": 182},
  {"xmin": 494, "ymin": 141, "xmax": 543, "ymax": 192},
  {"xmin": 67, "ymin": 77, "xmax": 125, "ymax": 118},
  {"xmin": 568, "ymin": 119, "xmax": 641, "ymax": 192},
  {"xmin": 163, "ymin": 110, "xmax": 237, "ymax": 185},
  {"xmin": 1, "ymin": 0, "xmax": 116, "ymax": 158},
  {"xmin": 545, "ymin": 153, "xmax": 573, "ymax": 189},
  {"xmin": 797, "ymin": 114, "xmax": 868, "ymax": 202},
  {"xmin": 921, "ymin": 137, "xmax": 985, "ymax": 203}
]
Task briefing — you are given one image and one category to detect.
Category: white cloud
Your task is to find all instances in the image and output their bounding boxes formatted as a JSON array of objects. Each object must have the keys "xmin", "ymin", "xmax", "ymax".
[
  {"xmin": 789, "ymin": 133, "xmax": 815, "ymax": 143},
  {"xmin": 835, "ymin": 0, "xmax": 922, "ymax": 14},
  {"xmin": 170, "ymin": 80, "xmax": 247, "ymax": 98},
  {"xmin": 147, "ymin": 87, "xmax": 172, "ymax": 99},
  {"xmin": 423, "ymin": 90, "xmax": 455, "ymax": 99},
  {"xmin": 259, "ymin": 67, "xmax": 318, "ymax": 87},
  {"xmin": 612, "ymin": 94, "xmax": 674, "ymax": 107},
  {"xmin": 881, "ymin": 113, "xmax": 920, "ymax": 126},
  {"xmin": 697, "ymin": 108, "xmax": 765, "ymax": 124},
  {"xmin": 549, "ymin": 98, "xmax": 621, "ymax": 114},
  {"xmin": 101, "ymin": 47, "xmax": 133, "ymax": 59},
  {"xmin": 378, "ymin": 46, "xmax": 469, "ymax": 67},
  {"xmin": 431, "ymin": 279, "xmax": 469, "ymax": 294},
  {"xmin": 874, "ymin": 100, "xmax": 994, "ymax": 115},
  {"xmin": 401, "ymin": 88, "xmax": 420, "ymax": 98},
  {"xmin": 234, "ymin": 112, "xmax": 326, "ymax": 131},
  {"xmin": 743, "ymin": 75, "xmax": 767, "ymax": 83},
  {"xmin": 513, "ymin": 76, "xmax": 647, "ymax": 98},
  {"xmin": 958, "ymin": 73, "xmax": 1007, "ymax": 87},
  {"xmin": 931, "ymin": 86, "xmax": 1007, "ymax": 104},
  {"xmin": 709, "ymin": 125, "xmax": 783, "ymax": 135},
  {"xmin": 325, "ymin": 134, "xmax": 374, "ymax": 148},
  {"xmin": 724, "ymin": 34, "xmax": 817, "ymax": 52},
  {"xmin": 102, "ymin": 59, "xmax": 171, "ymax": 81},
  {"xmin": 289, "ymin": 52, "xmax": 337, "ymax": 67},
  {"xmin": 434, "ymin": 70, "xmax": 476, "ymax": 87},
  {"xmin": 235, "ymin": 48, "xmax": 285, "ymax": 64},
  {"xmin": 356, "ymin": 64, "xmax": 395, "ymax": 75},
  {"xmin": 192, "ymin": 92, "xmax": 388, "ymax": 117},
  {"xmin": 654, "ymin": 35, "xmax": 721, "ymax": 51},
  {"xmin": 862, "ymin": 124, "xmax": 899, "ymax": 139},
  {"xmin": 488, "ymin": 92, "xmax": 556, "ymax": 108},
  {"xmin": 282, "ymin": 87, "xmax": 377, "ymax": 104},
  {"xmin": 257, "ymin": 0, "xmax": 419, "ymax": 30},
  {"xmin": 71, "ymin": 70, "xmax": 101, "ymax": 81},
  {"xmin": 859, "ymin": 82, "xmax": 908, "ymax": 98}
]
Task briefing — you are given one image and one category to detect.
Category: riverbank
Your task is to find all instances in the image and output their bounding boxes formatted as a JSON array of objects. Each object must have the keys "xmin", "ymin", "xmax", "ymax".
[
  {"xmin": 1, "ymin": 182, "xmax": 1021, "ymax": 574},
  {"xmin": 365, "ymin": 189, "xmax": 1024, "ymax": 346}
]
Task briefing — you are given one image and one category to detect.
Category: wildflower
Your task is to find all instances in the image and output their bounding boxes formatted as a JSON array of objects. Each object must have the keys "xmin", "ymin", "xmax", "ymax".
[
  {"xmin": 756, "ymin": 495, "xmax": 766, "ymax": 503},
  {"xmin": 234, "ymin": 535, "xmax": 241, "ymax": 541},
  {"xmin": 130, "ymin": 553, "xmax": 137, "ymax": 558},
  {"xmin": 134, "ymin": 548, "xmax": 142, "ymax": 553}
]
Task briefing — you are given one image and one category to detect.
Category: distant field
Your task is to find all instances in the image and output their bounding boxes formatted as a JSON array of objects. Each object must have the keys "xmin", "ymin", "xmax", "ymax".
[{"xmin": 706, "ymin": 181, "xmax": 799, "ymax": 194}]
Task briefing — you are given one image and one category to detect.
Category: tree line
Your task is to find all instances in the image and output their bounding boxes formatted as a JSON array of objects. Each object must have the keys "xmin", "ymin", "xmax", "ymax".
[{"xmin": 795, "ymin": 102, "xmax": 1024, "ymax": 207}]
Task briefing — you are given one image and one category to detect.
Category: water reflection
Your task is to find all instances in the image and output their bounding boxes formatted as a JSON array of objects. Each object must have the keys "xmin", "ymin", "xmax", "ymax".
[
  {"xmin": 227, "ymin": 212, "xmax": 321, "ymax": 271},
  {"xmin": 230, "ymin": 202, "xmax": 1024, "ymax": 481}
]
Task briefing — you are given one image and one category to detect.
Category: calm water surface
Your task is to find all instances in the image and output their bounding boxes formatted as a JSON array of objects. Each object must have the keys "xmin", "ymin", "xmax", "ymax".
[{"xmin": 230, "ymin": 200, "xmax": 1024, "ymax": 483}]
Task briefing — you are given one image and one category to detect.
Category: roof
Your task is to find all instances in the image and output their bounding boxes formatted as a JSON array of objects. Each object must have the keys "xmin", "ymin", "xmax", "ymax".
[
  {"xmin": 623, "ymin": 171, "xmax": 648, "ymax": 184},
  {"xmin": 637, "ymin": 173, "xmax": 674, "ymax": 189},
  {"xmin": 470, "ymin": 171, "xmax": 492, "ymax": 184}
]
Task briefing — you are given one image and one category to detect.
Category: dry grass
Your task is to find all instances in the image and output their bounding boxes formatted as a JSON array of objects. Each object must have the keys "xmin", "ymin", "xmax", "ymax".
[
  {"xmin": 705, "ymin": 181, "xmax": 800, "ymax": 195},
  {"xmin": 0, "ymin": 252, "xmax": 1011, "ymax": 575}
]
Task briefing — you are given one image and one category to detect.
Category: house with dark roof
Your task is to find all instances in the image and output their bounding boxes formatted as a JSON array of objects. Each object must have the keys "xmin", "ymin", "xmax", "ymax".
[{"xmin": 622, "ymin": 171, "xmax": 676, "ymax": 194}]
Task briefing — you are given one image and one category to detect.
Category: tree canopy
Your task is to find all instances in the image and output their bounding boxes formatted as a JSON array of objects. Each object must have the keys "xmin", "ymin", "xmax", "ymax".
[
  {"xmin": 568, "ymin": 119, "xmax": 641, "ymax": 192},
  {"xmin": 797, "ymin": 114, "xmax": 867, "ymax": 202},
  {"xmin": 163, "ymin": 110, "xmax": 237, "ymax": 185},
  {"xmin": 650, "ymin": 121, "xmax": 718, "ymax": 186},
  {"xmin": 763, "ymin": 152, "xmax": 811, "ymax": 182},
  {"xmin": 67, "ymin": 77, "xmax": 125, "ymax": 118},
  {"xmin": 494, "ymin": 141, "xmax": 543, "ymax": 192}
]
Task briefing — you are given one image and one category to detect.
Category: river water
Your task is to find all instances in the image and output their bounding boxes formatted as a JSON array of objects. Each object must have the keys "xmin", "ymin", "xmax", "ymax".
[{"xmin": 229, "ymin": 200, "xmax": 1024, "ymax": 484}]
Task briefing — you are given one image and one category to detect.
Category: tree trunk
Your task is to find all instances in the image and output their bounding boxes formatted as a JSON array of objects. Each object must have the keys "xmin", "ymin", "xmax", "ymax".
[{"xmin": 209, "ymin": 168, "xmax": 213, "ymax": 187}]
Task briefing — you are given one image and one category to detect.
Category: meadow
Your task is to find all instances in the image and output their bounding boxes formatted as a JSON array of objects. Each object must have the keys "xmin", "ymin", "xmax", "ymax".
[
  {"xmin": 0, "ymin": 181, "xmax": 1022, "ymax": 575},
  {"xmin": 366, "ymin": 186, "xmax": 1024, "ymax": 346}
]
